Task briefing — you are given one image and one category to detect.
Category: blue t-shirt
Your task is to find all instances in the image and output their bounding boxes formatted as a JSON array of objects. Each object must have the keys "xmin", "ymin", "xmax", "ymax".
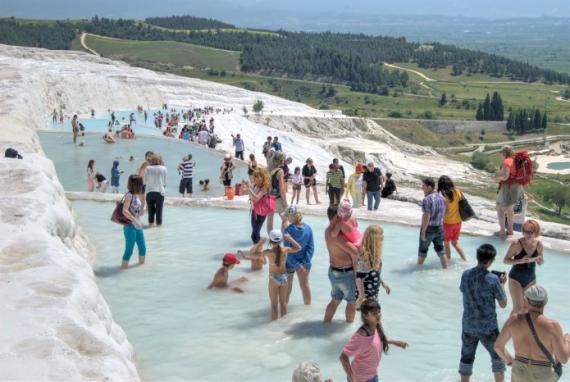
[
  {"xmin": 284, "ymin": 223, "xmax": 314, "ymax": 270},
  {"xmin": 460, "ymin": 266, "xmax": 506, "ymax": 335}
]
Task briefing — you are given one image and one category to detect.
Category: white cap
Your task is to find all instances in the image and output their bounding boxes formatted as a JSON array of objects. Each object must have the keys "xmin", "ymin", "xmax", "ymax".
[
  {"xmin": 525, "ymin": 285, "xmax": 548, "ymax": 307},
  {"xmin": 269, "ymin": 229, "xmax": 283, "ymax": 243}
]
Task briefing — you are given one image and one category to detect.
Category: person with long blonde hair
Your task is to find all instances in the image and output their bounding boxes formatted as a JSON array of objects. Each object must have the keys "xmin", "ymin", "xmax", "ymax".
[
  {"xmin": 249, "ymin": 168, "xmax": 271, "ymax": 244},
  {"xmin": 356, "ymin": 225, "xmax": 391, "ymax": 307}
]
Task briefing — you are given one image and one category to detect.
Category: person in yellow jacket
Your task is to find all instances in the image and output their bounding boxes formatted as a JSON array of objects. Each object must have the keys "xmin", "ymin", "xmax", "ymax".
[
  {"xmin": 437, "ymin": 175, "xmax": 468, "ymax": 261},
  {"xmin": 344, "ymin": 164, "xmax": 365, "ymax": 208}
]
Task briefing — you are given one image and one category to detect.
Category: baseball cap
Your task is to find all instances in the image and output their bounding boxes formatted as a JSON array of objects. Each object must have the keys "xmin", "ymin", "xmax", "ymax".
[
  {"xmin": 525, "ymin": 285, "xmax": 548, "ymax": 307},
  {"xmin": 269, "ymin": 229, "xmax": 283, "ymax": 243},
  {"xmin": 223, "ymin": 253, "xmax": 240, "ymax": 265}
]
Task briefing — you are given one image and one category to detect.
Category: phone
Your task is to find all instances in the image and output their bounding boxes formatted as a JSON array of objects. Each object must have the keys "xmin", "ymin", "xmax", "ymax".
[{"xmin": 491, "ymin": 270, "xmax": 506, "ymax": 278}]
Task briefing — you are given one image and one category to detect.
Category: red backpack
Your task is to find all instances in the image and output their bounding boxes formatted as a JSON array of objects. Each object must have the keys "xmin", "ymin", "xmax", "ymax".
[{"xmin": 506, "ymin": 151, "xmax": 534, "ymax": 186}]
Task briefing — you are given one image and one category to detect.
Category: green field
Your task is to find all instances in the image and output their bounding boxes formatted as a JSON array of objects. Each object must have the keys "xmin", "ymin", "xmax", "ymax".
[
  {"xmin": 140, "ymin": 22, "xmax": 280, "ymax": 37},
  {"xmin": 84, "ymin": 34, "xmax": 240, "ymax": 71}
]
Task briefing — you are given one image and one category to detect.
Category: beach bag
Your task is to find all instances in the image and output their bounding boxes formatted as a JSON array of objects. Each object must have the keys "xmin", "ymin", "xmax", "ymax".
[
  {"xmin": 458, "ymin": 192, "xmax": 476, "ymax": 222},
  {"xmin": 507, "ymin": 151, "xmax": 534, "ymax": 186},
  {"xmin": 253, "ymin": 194, "xmax": 276, "ymax": 217},
  {"xmin": 110, "ymin": 196, "xmax": 132, "ymax": 226}
]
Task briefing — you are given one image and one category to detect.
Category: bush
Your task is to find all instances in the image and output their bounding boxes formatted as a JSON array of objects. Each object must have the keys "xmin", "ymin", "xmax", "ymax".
[
  {"xmin": 542, "ymin": 184, "xmax": 570, "ymax": 215},
  {"xmin": 471, "ymin": 152, "xmax": 492, "ymax": 172},
  {"xmin": 421, "ymin": 111, "xmax": 434, "ymax": 119},
  {"xmin": 319, "ymin": 103, "xmax": 330, "ymax": 110},
  {"xmin": 388, "ymin": 111, "xmax": 403, "ymax": 118}
]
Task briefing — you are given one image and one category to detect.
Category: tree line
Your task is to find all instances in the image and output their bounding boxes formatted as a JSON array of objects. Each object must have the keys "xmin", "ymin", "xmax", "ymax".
[
  {"xmin": 1, "ymin": 16, "xmax": 570, "ymax": 89},
  {"xmin": 506, "ymin": 108, "xmax": 547, "ymax": 133},
  {"xmin": 0, "ymin": 18, "xmax": 77, "ymax": 50},
  {"xmin": 144, "ymin": 15, "xmax": 235, "ymax": 30},
  {"xmin": 475, "ymin": 92, "xmax": 504, "ymax": 121}
]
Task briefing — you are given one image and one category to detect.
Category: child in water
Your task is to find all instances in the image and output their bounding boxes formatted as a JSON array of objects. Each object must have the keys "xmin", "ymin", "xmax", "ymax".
[
  {"xmin": 207, "ymin": 253, "xmax": 248, "ymax": 293},
  {"xmin": 199, "ymin": 179, "xmax": 210, "ymax": 191},
  {"xmin": 238, "ymin": 237, "xmax": 268, "ymax": 271},
  {"xmin": 356, "ymin": 225, "xmax": 391, "ymax": 307},
  {"xmin": 256, "ymin": 230, "xmax": 301, "ymax": 320},
  {"xmin": 332, "ymin": 199, "xmax": 363, "ymax": 247}
]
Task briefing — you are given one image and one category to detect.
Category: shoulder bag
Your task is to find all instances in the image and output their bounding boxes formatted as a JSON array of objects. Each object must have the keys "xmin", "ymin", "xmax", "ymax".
[
  {"xmin": 111, "ymin": 194, "xmax": 133, "ymax": 226},
  {"xmin": 458, "ymin": 191, "xmax": 476, "ymax": 222},
  {"xmin": 525, "ymin": 313, "xmax": 563, "ymax": 378}
]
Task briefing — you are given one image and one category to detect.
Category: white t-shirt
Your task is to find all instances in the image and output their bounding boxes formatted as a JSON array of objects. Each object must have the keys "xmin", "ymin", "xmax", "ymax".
[
  {"xmin": 198, "ymin": 130, "xmax": 209, "ymax": 144},
  {"xmin": 144, "ymin": 165, "xmax": 168, "ymax": 195}
]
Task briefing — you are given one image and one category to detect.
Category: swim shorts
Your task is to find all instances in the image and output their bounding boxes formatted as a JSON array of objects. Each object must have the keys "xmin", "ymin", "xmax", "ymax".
[{"xmin": 443, "ymin": 222, "xmax": 462, "ymax": 242}]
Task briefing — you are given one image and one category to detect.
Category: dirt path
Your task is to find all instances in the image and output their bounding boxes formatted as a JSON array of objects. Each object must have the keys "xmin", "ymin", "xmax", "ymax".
[
  {"xmin": 80, "ymin": 33, "xmax": 100, "ymax": 56},
  {"xmin": 383, "ymin": 62, "xmax": 436, "ymax": 82}
]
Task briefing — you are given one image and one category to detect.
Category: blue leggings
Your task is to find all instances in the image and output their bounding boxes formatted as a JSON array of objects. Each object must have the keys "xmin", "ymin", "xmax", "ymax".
[{"xmin": 123, "ymin": 224, "xmax": 146, "ymax": 262}]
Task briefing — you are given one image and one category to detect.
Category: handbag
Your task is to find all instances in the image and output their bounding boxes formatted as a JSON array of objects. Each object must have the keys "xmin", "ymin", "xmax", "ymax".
[
  {"xmin": 458, "ymin": 192, "xmax": 476, "ymax": 221},
  {"xmin": 111, "ymin": 195, "xmax": 132, "ymax": 226},
  {"xmin": 253, "ymin": 194, "xmax": 276, "ymax": 217},
  {"xmin": 525, "ymin": 313, "xmax": 563, "ymax": 378}
]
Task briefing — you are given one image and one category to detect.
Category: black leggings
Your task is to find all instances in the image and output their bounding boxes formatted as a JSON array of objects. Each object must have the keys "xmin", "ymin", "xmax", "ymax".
[
  {"xmin": 250, "ymin": 212, "xmax": 267, "ymax": 244},
  {"xmin": 146, "ymin": 192, "xmax": 164, "ymax": 225}
]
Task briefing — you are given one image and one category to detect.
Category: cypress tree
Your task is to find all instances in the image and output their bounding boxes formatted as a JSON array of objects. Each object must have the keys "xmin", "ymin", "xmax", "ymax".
[
  {"xmin": 483, "ymin": 93, "xmax": 492, "ymax": 120},
  {"xmin": 491, "ymin": 92, "xmax": 504, "ymax": 120},
  {"xmin": 533, "ymin": 109, "xmax": 541, "ymax": 130},
  {"xmin": 506, "ymin": 112, "xmax": 514, "ymax": 131},
  {"xmin": 541, "ymin": 112, "xmax": 548, "ymax": 130},
  {"xmin": 439, "ymin": 93, "xmax": 447, "ymax": 106},
  {"xmin": 476, "ymin": 103, "xmax": 484, "ymax": 120}
]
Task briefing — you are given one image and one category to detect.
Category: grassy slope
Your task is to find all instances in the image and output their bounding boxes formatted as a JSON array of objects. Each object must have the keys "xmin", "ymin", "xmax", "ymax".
[{"xmin": 84, "ymin": 34, "xmax": 240, "ymax": 71}]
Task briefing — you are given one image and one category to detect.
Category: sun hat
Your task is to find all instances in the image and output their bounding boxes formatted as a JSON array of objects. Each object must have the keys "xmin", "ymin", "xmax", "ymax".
[
  {"xmin": 269, "ymin": 229, "xmax": 283, "ymax": 243},
  {"xmin": 525, "ymin": 285, "xmax": 548, "ymax": 307},
  {"xmin": 223, "ymin": 253, "xmax": 240, "ymax": 265},
  {"xmin": 337, "ymin": 199, "xmax": 353, "ymax": 219}
]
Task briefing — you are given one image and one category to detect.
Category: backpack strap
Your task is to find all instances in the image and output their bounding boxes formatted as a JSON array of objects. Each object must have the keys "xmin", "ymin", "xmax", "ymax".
[
  {"xmin": 359, "ymin": 325, "xmax": 372, "ymax": 336},
  {"xmin": 525, "ymin": 313, "xmax": 558, "ymax": 368}
]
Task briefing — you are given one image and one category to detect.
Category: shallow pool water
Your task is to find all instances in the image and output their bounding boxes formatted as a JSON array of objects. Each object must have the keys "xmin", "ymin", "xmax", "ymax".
[
  {"xmin": 71, "ymin": 201, "xmax": 570, "ymax": 382},
  {"xmin": 39, "ymin": 132, "xmax": 247, "ymax": 197},
  {"xmin": 546, "ymin": 161, "xmax": 570, "ymax": 170},
  {"xmin": 50, "ymin": 109, "xmax": 164, "ymax": 136}
]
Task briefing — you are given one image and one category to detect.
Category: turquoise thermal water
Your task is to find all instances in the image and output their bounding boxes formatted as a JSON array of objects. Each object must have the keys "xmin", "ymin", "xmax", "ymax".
[
  {"xmin": 71, "ymin": 201, "xmax": 570, "ymax": 382},
  {"xmin": 38, "ymin": 132, "xmax": 247, "ymax": 197},
  {"xmin": 50, "ymin": 109, "xmax": 164, "ymax": 136},
  {"xmin": 546, "ymin": 161, "xmax": 570, "ymax": 170}
]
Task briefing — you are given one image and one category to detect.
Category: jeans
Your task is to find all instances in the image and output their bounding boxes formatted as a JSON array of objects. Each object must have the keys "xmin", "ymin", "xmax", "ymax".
[
  {"xmin": 418, "ymin": 225, "xmax": 445, "ymax": 258},
  {"xmin": 458, "ymin": 330, "xmax": 505, "ymax": 377},
  {"xmin": 328, "ymin": 267, "xmax": 357, "ymax": 302},
  {"xmin": 250, "ymin": 212, "xmax": 267, "ymax": 244},
  {"xmin": 235, "ymin": 150, "xmax": 244, "ymax": 160},
  {"xmin": 328, "ymin": 186, "xmax": 342, "ymax": 205},
  {"xmin": 122, "ymin": 224, "xmax": 146, "ymax": 262},
  {"xmin": 146, "ymin": 192, "xmax": 164, "ymax": 225},
  {"xmin": 366, "ymin": 190, "xmax": 381, "ymax": 210}
]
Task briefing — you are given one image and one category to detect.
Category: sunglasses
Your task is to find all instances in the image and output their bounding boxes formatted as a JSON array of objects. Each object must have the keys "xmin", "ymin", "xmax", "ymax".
[{"xmin": 523, "ymin": 230, "xmax": 534, "ymax": 235}]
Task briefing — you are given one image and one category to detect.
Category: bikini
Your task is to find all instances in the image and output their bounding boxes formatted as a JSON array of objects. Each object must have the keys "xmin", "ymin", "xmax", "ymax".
[
  {"xmin": 508, "ymin": 239, "xmax": 539, "ymax": 289},
  {"xmin": 270, "ymin": 273, "xmax": 288, "ymax": 286}
]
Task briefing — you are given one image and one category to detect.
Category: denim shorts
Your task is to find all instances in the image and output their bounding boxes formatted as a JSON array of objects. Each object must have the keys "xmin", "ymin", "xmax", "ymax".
[
  {"xmin": 286, "ymin": 262, "xmax": 312, "ymax": 274},
  {"xmin": 329, "ymin": 267, "xmax": 357, "ymax": 302},
  {"xmin": 418, "ymin": 225, "xmax": 445, "ymax": 258}
]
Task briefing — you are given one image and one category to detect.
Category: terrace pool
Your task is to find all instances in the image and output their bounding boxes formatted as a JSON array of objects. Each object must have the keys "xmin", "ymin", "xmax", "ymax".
[
  {"xmin": 546, "ymin": 161, "xmax": 570, "ymax": 171},
  {"xmin": 38, "ymin": 132, "xmax": 247, "ymax": 197},
  {"xmin": 71, "ymin": 201, "xmax": 570, "ymax": 382}
]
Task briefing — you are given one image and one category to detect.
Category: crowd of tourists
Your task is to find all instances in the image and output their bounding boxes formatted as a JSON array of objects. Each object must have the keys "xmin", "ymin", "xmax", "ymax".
[{"xmin": 61, "ymin": 106, "xmax": 569, "ymax": 382}]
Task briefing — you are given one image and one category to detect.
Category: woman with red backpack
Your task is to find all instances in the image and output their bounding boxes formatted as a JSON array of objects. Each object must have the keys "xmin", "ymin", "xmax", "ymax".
[{"xmin": 495, "ymin": 146, "xmax": 530, "ymax": 236}]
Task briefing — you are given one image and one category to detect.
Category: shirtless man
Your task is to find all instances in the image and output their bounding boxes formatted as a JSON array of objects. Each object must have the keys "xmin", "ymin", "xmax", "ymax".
[
  {"xmin": 71, "ymin": 114, "xmax": 79, "ymax": 144},
  {"xmin": 323, "ymin": 205, "xmax": 359, "ymax": 323},
  {"xmin": 207, "ymin": 253, "xmax": 248, "ymax": 293},
  {"xmin": 495, "ymin": 285, "xmax": 570, "ymax": 382},
  {"xmin": 238, "ymin": 237, "xmax": 268, "ymax": 271}
]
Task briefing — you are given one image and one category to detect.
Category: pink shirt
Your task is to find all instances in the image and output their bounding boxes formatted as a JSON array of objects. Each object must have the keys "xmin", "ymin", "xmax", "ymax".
[{"xmin": 343, "ymin": 327, "xmax": 382, "ymax": 382}]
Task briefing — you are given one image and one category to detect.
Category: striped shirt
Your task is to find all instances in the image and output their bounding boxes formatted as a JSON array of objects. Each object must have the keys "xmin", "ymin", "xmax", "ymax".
[
  {"xmin": 327, "ymin": 169, "xmax": 344, "ymax": 188},
  {"xmin": 422, "ymin": 191, "xmax": 446, "ymax": 227},
  {"xmin": 178, "ymin": 160, "xmax": 194, "ymax": 179}
]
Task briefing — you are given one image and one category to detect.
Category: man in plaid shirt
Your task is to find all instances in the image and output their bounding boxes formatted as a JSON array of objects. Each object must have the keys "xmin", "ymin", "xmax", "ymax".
[{"xmin": 417, "ymin": 177, "xmax": 448, "ymax": 269}]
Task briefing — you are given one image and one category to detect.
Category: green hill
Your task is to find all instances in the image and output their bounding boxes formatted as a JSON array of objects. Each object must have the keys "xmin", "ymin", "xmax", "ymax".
[{"xmin": 84, "ymin": 34, "xmax": 240, "ymax": 71}]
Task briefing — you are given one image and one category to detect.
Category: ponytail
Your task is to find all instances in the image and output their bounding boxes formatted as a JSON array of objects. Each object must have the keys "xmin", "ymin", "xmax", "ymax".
[{"xmin": 376, "ymin": 322, "xmax": 389, "ymax": 353}]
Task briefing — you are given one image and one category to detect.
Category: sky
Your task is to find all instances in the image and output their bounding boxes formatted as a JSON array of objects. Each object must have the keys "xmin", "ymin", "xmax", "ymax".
[{"xmin": 1, "ymin": 0, "xmax": 569, "ymax": 20}]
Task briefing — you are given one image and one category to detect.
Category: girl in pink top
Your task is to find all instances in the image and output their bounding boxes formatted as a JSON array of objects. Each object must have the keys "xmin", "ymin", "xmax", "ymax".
[
  {"xmin": 332, "ymin": 199, "xmax": 363, "ymax": 247},
  {"xmin": 340, "ymin": 299, "xmax": 408, "ymax": 382}
]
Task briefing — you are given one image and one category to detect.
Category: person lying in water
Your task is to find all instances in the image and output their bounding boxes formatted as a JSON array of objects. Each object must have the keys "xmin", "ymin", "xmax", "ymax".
[
  {"xmin": 207, "ymin": 253, "xmax": 248, "ymax": 293},
  {"xmin": 238, "ymin": 237, "xmax": 268, "ymax": 271},
  {"xmin": 102, "ymin": 133, "xmax": 115, "ymax": 144}
]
